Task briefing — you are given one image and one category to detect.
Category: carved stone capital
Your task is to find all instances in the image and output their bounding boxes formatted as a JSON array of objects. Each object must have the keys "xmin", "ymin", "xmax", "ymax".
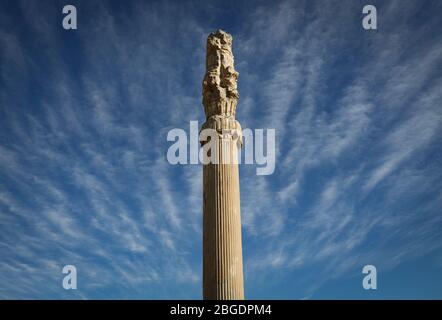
[
  {"xmin": 202, "ymin": 30, "xmax": 239, "ymax": 119},
  {"xmin": 200, "ymin": 115, "xmax": 243, "ymax": 148}
]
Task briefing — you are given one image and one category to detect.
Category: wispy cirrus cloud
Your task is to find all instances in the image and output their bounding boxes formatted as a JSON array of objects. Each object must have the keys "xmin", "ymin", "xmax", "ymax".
[{"xmin": 236, "ymin": 0, "xmax": 442, "ymax": 298}]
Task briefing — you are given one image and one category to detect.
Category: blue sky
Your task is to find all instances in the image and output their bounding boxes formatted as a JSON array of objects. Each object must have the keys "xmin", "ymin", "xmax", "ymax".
[{"xmin": 1, "ymin": 0, "xmax": 442, "ymax": 299}]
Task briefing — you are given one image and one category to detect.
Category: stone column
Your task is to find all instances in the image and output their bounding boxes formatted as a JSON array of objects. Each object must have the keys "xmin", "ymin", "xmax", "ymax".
[{"xmin": 201, "ymin": 30, "xmax": 244, "ymax": 300}]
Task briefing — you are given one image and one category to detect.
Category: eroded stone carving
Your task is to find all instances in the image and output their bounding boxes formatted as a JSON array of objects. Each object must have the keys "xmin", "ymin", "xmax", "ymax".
[{"xmin": 202, "ymin": 29, "xmax": 242, "ymax": 147}]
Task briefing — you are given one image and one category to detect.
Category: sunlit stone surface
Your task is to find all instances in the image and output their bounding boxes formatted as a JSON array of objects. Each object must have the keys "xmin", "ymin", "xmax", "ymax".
[{"xmin": 201, "ymin": 30, "xmax": 245, "ymax": 300}]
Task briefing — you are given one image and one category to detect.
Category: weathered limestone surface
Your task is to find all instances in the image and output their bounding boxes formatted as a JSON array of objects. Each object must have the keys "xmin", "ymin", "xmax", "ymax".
[{"xmin": 201, "ymin": 30, "xmax": 245, "ymax": 300}]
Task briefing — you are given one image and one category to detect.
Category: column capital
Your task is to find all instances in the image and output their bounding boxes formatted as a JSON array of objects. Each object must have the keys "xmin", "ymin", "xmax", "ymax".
[
  {"xmin": 199, "ymin": 115, "xmax": 243, "ymax": 148},
  {"xmin": 202, "ymin": 30, "xmax": 239, "ymax": 120}
]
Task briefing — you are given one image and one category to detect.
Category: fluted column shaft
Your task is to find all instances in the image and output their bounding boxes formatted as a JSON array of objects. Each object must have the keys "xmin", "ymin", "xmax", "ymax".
[
  {"xmin": 201, "ymin": 30, "xmax": 244, "ymax": 300},
  {"xmin": 203, "ymin": 137, "xmax": 244, "ymax": 299}
]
